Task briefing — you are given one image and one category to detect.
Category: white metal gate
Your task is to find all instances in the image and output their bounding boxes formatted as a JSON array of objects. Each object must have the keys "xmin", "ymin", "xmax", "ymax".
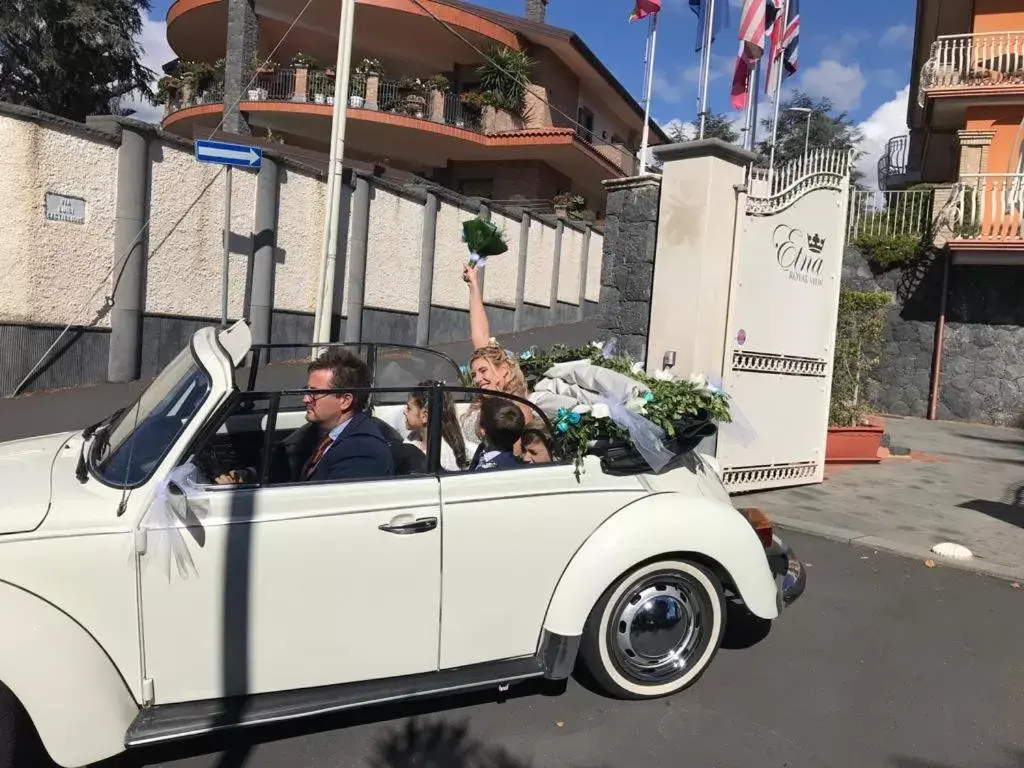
[{"xmin": 717, "ymin": 150, "xmax": 853, "ymax": 493}]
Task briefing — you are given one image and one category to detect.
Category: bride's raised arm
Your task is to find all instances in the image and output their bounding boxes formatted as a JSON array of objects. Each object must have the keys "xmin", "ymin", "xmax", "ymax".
[{"xmin": 464, "ymin": 265, "xmax": 491, "ymax": 351}]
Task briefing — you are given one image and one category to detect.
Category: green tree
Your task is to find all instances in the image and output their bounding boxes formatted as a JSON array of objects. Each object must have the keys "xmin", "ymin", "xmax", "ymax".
[
  {"xmin": 756, "ymin": 91, "xmax": 865, "ymax": 186},
  {"xmin": 0, "ymin": 0, "xmax": 155, "ymax": 122},
  {"xmin": 666, "ymin": 112, "xmax": 740, "ymax": 144}
]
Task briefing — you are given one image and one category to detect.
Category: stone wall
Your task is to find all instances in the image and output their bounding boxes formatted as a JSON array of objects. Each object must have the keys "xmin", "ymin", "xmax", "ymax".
[
  {"xmin": 595, "ymin": 176, "xmax": 660, "ymax": 360},
  {"xmin": 0, "ymin": 104, "xmax": 604, "ymax": 393},
  {"xmin": 842, "ymin": 245, "xmax": 1024, "ymax": 426}
]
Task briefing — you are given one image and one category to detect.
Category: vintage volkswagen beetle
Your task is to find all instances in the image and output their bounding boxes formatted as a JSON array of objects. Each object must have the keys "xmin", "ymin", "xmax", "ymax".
[{"xmin": 0, "ymin": 322, "xmax": 804, "ymax": 767}]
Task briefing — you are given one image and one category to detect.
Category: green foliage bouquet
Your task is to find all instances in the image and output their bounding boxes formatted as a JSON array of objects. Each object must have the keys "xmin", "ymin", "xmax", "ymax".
[
  {"xmin": 519, "ymin": 340, "xmax": 732, "ymax": 475},
  {"xmin": 461, "ymin": 218, "xmax": 508, "ymax": 272}
]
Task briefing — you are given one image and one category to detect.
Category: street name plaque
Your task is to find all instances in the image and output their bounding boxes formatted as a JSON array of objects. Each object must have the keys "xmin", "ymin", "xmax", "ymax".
[{"xmin": 44, "ymin": 193, "xmax": 86, "ymax": 224}]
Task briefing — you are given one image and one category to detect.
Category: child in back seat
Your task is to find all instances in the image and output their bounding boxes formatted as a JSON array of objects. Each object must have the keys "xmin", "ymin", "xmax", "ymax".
[{"xmin": 470, "ymin": 397, "xmax": 525, "ymax": 471}]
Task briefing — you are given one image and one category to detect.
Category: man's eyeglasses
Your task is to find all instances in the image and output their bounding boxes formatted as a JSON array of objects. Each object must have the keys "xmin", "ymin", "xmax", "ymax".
[{"xmin": 300, "ymin": 388, "xmax": 340, "ymax": 402}]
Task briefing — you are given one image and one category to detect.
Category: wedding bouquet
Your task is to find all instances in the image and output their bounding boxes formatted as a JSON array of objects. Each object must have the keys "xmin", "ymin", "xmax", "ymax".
[{"xmin": 462, "ymin": 218, "xmax": 508, "ymax": 272}]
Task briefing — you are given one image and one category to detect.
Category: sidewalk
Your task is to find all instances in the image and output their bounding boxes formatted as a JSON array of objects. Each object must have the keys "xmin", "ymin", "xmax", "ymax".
[{"xmin": 738, "ymin": 416, "xmax": 1024, "ymax": 581}]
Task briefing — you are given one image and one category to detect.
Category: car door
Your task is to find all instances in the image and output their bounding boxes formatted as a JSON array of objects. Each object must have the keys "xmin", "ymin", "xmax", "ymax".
[
  {"xmin": 137, "ymin": 397, "xmax": 442, "ymax": 706},
  {"xmin": 436, "ymin": 392, "xmax": 649, "ymax": 670}
]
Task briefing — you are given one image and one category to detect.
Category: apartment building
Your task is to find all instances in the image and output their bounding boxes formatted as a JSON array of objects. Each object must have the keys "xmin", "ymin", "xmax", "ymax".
[
  {"xmin": 159, "ymin": 0, "xmax": 667, "ymax": 216},
  {"xmin": 879, "ymin": 0, "xmax": 1024, "ymax": 250}
]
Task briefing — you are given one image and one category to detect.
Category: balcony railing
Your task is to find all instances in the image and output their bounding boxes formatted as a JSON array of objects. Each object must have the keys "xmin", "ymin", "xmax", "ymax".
[
  {"xmin": 164, "ymin": 67, "xmax": 636, "ymax": 174},
  {"xmin": 949, "ymin": 173, "xmax": 1024, "ymax": 241},
  {"xmin": 922, "ymin": 31, "xmax": 1024, "ymax": 93},
  {"xmin": 877, "ymin": 135, "xmax": 921, "ymax": 191},
  {"xmin": 848, "ymin": 188, "xmax": 937, "ymax": 241}
]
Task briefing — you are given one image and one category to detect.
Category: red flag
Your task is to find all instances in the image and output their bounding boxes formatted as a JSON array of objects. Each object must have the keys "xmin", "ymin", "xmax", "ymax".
[
  {"xmin": 630, "ymin": 0, "xmax": 661, "ymax": 22},
  {"xmin": 731, "ymin": 0, "xmax": 767, "ymax": 109}
]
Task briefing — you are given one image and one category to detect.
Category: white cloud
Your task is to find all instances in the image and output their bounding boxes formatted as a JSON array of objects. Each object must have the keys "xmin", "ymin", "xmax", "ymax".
[
  {"xmin": 120, "ymin": 14, "xmax": 175, "ymax": 124},
  {"xmin": 800, "ymin": 60, "xmax": 866, "ymax": 111},
  {"xmin": 881, "ymin": 24, "xmax": 912, "ymax": 47},
  {"xmin": 854, "ymin": 85, "xmax": 910, "ymax": 190}
]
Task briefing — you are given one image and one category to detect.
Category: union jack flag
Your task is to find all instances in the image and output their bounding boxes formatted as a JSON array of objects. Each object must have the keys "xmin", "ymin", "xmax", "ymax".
[{"xmin": 766, "ymin": 0, "xmax": 799, "ymax": 93}]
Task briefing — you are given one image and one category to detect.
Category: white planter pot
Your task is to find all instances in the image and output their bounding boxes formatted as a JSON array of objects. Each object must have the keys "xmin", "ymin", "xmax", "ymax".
[
  {"xmin": 248, "ymin": 89, "xmax": 261, "ymax": 100},
  {"xmin": 349, "ymin": 95, "xmax": 365, "ymax": 108},
  {"xmin": 314, "ymin": 93, "xmax": 326, "ymax": 105}
]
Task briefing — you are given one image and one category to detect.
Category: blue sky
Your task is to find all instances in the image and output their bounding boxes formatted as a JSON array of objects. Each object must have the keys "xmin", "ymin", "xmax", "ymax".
[{"xmin": 140, "ymin": 0, "xmax": 917, "ymax": 187}]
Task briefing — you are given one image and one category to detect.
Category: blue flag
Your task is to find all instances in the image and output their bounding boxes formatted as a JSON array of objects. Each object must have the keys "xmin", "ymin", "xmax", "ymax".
[{"xmin": 690, "ymin": 0, "xmax": 730, "ymax": 52}]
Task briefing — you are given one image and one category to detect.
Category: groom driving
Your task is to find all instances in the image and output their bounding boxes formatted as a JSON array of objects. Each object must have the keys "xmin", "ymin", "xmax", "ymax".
[{"xmin": 217, "ymin": 349, "xmax": 394, "ymax": 485}]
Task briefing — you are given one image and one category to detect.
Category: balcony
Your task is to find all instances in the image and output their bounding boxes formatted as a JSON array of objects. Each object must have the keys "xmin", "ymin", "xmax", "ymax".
[
  {"xmin": 848, "ymin": 188, "xmax": 938, "ymax": 241},
  {"xmin": 948, "ymin": 173, "xmax": 1024, "ymax": 247},
  {"xmin": 921, "ymin": 31, "xmax": 1024, "ymax": 100},
  {"xmin": 877, "ymin": 136, "xmax": 922, "ymax": 192}
]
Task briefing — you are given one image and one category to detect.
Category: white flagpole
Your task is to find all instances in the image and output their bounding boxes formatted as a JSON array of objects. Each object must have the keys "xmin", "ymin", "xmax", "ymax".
[
  {"xmin": 697, "ymin": 0, "xmax": 716, "ymax": 139},
  {"xmin": 766, "ymin": 0, "xmax": 788, "ymax": 189},
  {"xmin": 742, "ymin": 57, "xmax": 761, "ymax": 152},
  {"xmin": 639, "ymin": 11, "xmax": 659, "ymax": 171}
]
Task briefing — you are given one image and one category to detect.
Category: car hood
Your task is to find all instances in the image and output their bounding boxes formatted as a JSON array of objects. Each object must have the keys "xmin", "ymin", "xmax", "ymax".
[{"xmin": 0, "ymin": 431, "xmax": 74, "ymax": 534}]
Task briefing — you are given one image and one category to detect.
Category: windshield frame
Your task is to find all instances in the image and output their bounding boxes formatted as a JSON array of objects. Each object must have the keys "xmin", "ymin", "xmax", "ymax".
[{"xmin": 88, "ymin": 338, "xmax": 214, "ymax": 490}]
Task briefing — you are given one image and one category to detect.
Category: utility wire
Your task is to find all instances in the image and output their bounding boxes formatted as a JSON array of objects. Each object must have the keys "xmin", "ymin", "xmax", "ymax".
[{"xmin": 9, "ymin": 0, "xmax": 318, "ymax": 397}]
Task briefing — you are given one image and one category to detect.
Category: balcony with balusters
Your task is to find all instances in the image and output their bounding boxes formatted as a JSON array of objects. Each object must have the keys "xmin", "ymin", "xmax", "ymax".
[
  {"xmin": 920, "ymin": 31, "xmax": 1024, "ymax": 104},
  {"xmin": 877, "ymin": 135, "xmax": 922, "ymax": 192}
]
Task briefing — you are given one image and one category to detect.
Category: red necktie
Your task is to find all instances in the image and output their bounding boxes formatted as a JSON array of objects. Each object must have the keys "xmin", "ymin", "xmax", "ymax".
[{"xmin": 302, "ymin": 435, "xmax": 333, "ymax": 479}]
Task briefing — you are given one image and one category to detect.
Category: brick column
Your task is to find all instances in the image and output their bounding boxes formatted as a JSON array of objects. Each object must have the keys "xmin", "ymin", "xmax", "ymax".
[
  {"xmin": 956, "ymin": 129, "xmax": 995, "ymax": 176},
  {"xmin": 293, "ymin": 67, "xmax": 309, "ymax": 102},
  {"xmin": 365, "ymin": 74, "xmax": 380, "ymax": 110},
  {"xmin": 223, "ymin": 0, "xmax": 258, "ymax": 135},
  {"xmin": 595, "ymin": 176, "xmax": 662, "ymax": 361}
]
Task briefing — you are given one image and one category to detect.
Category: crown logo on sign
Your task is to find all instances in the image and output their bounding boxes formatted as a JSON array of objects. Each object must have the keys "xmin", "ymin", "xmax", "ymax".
[{"xmin": 808, "ymin": 234, "xmax": 825, "ymax": 254}]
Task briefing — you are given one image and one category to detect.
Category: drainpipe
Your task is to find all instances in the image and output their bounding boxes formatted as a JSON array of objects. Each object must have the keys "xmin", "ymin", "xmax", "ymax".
[{"xmin": 927, "ymin": 249, "xmax": 952, "ymax": 420}]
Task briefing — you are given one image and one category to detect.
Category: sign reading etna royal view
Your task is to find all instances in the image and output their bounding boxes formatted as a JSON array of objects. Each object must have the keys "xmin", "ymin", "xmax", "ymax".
[
  {"xmin": 715, "ymin": 150, "xmax": 853, "ymax": 495},
  {"xmin": 773, "ymin": 225, "xmax": 826, "ymax": 287}
]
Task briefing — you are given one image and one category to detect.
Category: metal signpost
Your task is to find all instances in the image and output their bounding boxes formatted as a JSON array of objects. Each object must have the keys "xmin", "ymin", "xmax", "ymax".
[{"xmin": 194, "ymin": 139, "xmax": 263, "ymax": 327}]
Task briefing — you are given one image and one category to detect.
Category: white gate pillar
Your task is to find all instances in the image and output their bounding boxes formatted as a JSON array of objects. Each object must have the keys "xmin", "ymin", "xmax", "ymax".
[{"xmin": 646, "ymin": 140, "xmax": 756, "ymax": 380}]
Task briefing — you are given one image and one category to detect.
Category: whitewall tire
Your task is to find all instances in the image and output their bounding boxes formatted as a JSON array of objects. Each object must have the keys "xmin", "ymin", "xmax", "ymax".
[{"xmin": 579, "ymin": 559, "xmax": 726, "ymax": 699}]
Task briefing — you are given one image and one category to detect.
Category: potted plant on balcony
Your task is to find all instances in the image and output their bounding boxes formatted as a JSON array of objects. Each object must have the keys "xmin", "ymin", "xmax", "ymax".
[
  {"xmin": 396, "ymin": 76, "xmax": 428, "ymax": 118},
  {"xmin": 153, "ymin": 74, "xmax": 185, "ymax": 112},
  {"xmin": 458, "ymin": 90, "xmax": 486, "ymax": 128},
  {"xmin": 825, "ymin": 290, "xmax": 892, "ymax": 463},
  {"xmin": 477, "ymin": 44, "xmax": 534, "ymax": 118}
]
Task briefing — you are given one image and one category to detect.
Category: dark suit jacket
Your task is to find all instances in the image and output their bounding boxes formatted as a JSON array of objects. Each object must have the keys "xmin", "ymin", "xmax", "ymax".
[
  {"xmin": 470, "ymin": 447, "xmax": 520, "ymax": 471},
  {"xmin": 308, "ymin": 412, "xmax": 395, "ymax": 482}
]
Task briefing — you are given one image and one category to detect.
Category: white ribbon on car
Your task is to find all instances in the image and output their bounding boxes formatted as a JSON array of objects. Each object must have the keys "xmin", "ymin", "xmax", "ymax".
[{"xmin": 139, "ymin": 459, "xmax": 211, "ymax": 581}]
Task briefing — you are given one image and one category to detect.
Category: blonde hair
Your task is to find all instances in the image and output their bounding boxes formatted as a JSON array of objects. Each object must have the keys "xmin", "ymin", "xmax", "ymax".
[{"xmin": 469, "ymin": 344, "xmax": 528, "ymax": 399}]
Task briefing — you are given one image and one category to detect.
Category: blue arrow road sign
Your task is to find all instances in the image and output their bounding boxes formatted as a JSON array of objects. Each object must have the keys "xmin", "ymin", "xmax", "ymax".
[{"xmin": 195, "ymin": 139, "xmax": 263, "ymax": 169}]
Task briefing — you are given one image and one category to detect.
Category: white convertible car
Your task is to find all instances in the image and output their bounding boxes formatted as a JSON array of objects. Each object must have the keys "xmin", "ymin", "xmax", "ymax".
[{"xmin": 0, "ymin": 322, "xmax": 804, "ymax": 767}]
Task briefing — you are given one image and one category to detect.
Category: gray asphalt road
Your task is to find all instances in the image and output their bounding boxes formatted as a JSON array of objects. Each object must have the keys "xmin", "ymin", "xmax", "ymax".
[{"xmin": 96, "ymin": 531, "xmax": 1024, "ymax": 768}]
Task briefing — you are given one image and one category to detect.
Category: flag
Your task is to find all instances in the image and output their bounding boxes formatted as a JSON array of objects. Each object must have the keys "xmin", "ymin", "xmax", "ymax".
[
  {"xmin": 730, "ymin": 0, "xmax": 767, "ymax": 109},
  {"xmin": 689, "ymin": 0, "xmax": 730, "ymax": 52},
  {"xmin": 781, "ymin": 0, "xmax": 800, "ymax": 76},
  {"xmin": 764, "ymin": 0, "xmax": 784, "ymax": 94},
  {"xmin": 630, "ymin": 0, "xmax": 661, "ymax": 22},
  {"xmin": 765, "ymin": 0, "xmax": 798, "ymax": 93}
]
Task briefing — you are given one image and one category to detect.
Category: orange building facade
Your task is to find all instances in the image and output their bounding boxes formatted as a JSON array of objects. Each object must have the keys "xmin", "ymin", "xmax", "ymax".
[
  {"xmin": 880, "ymin": 0, "xmax": 1024, "ymax": 252},
  {"xmin": 160, "ymin": 0, "xmax": 667, "ymax": 216}
]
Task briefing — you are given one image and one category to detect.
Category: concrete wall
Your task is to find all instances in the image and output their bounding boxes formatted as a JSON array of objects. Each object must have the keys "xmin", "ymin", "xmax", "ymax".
[
  {"xmin": 0, "ymin": 106, "xmax": 603, "ymax": 393},
  {"xmin": 842, "ymin": 246, "xmax": 1024, "ymax": 427}
]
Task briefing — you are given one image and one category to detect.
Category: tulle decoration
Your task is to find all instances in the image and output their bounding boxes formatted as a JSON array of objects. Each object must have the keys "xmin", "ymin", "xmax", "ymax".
[
  {"xmin": 140, "ymin": 460, "xmax": 211, "ymax": 581},
  {"xmin": 706, "ymin": 374, "xmax": 758, "ymax": 447},
  {"xmin": 462, "ymin": 218, "xmax": 508, "ymax": 270},
  {"xmin": 603, "ymin": 396, "xmax": 676, "ymax": 473}
]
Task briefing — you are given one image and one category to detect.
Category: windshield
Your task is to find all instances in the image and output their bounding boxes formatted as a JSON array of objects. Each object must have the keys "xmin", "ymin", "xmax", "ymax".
[{"xmin": 92, "ymin": 347, "xmax": 212, "ymax": 488}]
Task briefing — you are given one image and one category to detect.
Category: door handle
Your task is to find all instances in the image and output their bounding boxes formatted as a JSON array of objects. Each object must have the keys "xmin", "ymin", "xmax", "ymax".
[{"xmin": 379, "ymin": 516, "xmax": 438, "ymax": 535}]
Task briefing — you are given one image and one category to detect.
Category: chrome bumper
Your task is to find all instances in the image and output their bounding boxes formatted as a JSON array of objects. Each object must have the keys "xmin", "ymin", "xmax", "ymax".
[{"xmin": 766, "ymin": 533, "xmax": 806, "ymax": 610}]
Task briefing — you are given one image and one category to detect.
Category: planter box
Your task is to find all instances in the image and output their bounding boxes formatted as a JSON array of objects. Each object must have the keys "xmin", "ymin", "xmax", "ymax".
[
  {"xmin": 349, "ymin": 95, "xmax": 364, "ymax": 108},
  {"xmin": 825, "ymin": 424, "xmax": 885, "ymax": 464}
]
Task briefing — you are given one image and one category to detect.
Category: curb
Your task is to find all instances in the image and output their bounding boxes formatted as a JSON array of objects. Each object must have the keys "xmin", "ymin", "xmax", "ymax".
[{"xmin": 772, "ymin": 516, "xmax": 1024, "ymax": 584}]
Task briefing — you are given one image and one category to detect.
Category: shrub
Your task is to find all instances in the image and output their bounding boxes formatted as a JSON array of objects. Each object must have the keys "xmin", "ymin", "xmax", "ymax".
[
  {"xmin": 852, "ymin": 233, "xmax": 925, "ymax": 271},
  {"xmin": 829, "ymin": 291, "xmax": 892, "ymax": 427}
]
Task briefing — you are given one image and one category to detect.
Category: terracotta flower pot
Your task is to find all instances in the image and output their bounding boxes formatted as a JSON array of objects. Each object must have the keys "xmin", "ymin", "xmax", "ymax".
[{"xmin": 825, "ymin": 424, "xmax": 885, "ymax": 464}]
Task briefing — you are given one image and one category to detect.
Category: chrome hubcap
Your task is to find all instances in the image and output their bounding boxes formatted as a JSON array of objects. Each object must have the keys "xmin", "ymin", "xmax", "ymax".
[{"xmin": 608, "ymin": 573, "xmax": 711, "ymax": 684}]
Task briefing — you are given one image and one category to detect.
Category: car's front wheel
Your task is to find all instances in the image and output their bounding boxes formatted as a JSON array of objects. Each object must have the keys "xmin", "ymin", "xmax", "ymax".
[
  {"xmin": 0, "ymin": 684, "xmax": 44, "ymax": 768},
  {"xmin": 579, "ymin": 559, "xmax": 726, "ymax": 699}
]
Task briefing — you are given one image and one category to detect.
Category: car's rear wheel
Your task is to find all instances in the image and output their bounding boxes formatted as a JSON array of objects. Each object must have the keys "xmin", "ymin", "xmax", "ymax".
[{"xmin": 579, "ymin": 559, "xmax": 726, "ymax": 699}]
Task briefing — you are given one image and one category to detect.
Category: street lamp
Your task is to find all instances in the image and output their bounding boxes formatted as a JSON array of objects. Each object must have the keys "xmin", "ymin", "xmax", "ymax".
[{"xmin": 787, "ymin": 107, "xmax": 813, "ymax": 169}]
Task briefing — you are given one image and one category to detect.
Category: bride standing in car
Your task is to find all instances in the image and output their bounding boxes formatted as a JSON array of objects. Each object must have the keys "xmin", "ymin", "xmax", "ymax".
[{"xmin": 460, "ymin": 265, "xmax": 534, "ymax": 446}]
